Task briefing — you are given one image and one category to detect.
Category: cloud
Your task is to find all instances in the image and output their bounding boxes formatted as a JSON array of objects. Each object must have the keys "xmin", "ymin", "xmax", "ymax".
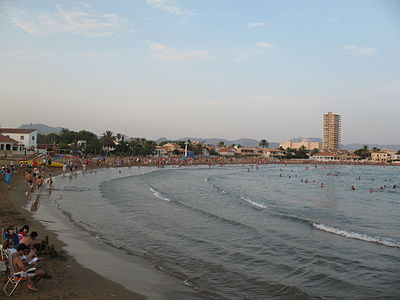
[
  {"xmin": 149, "ymin": 42, "xmax": 210, "ymax": 62},
  {"xmin": 341, "ymin": 45, "xmax": 377, "ymax": 56},
  {"xmin": 5, "ymin": 5, "xmax": 129, "ymax": 37},
  {"xmin": 255, "ymin": 42, "xmax": 275, "ymax": 49},
  {"xmin": 248, "ymin": 22, "xmax": 268, "ymax": 28},
  {"xmin": 146, "ymin": 0, "xmax": 193, "ymax": 16}
]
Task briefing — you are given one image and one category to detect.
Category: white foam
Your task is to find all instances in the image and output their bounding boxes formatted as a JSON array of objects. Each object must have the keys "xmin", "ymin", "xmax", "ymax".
[
  {"xmin": 149, "ymin": 187, "xmax": 171, "ymax": 202},
  {"xmin": 240, "ymin": 196, "xmax": 268, "ymax": 209},
  {"xmin": 312, "ymin": 223, "xmax": 400, "ymax": 248}
]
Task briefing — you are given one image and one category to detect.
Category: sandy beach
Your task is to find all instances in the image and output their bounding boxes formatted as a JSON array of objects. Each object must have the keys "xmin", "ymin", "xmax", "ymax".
[{"xmin": 0, "ymin": 168, "xmax": 145, "ymax": 300}]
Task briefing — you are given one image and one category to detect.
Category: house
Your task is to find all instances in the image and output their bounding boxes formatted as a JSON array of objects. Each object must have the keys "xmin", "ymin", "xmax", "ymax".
[
  {"xmin": 216, "ymin": 147, "xmax": 238, "ymax": 156},
  {"xmin": 371, "ymin": 151, "xmax": 388, "ymax": 162},
  {"xmin": 311, "ymin": 151, "xmax": 338, "ymax": 161},
  {"xmin": 0, "ymin": 135, "xmax": 24, "ymax": 155},
  {"xmin": 262, "ymin": 148, "xmax": 286, "ymax": 159},
  {"xmin": 238, "ymin": 147, "xmax": 263, "ymax": 156},
  {"xmin": 371, "ymin": 150, "xmax": 398, "ymax": 163},
  {"xmin": 0, "ymin": 128, "xmax": 37, "ymax": 150},
  {"xmin": 341, "ymin": 152, "xmax": 361, "ymax": 161},
  {"xmin": 331, "ymin": 151, "xmax": 361, "ymax": 161},
  {"xmin": 37, "ymin": 143, "xmax": 60, "ymax": 155},
  {"xmin": 154, "ymin": 143, "xmax": 184, "ymax": 156}
]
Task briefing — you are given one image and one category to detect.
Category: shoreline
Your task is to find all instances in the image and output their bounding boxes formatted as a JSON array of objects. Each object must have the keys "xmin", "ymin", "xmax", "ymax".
[{"xmin": 1, "ymin": 170, "xmax": 146, "ymax": 300}]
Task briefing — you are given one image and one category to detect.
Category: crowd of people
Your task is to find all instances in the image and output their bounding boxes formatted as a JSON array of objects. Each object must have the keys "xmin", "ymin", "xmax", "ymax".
[{"xmin": 2, "ymin": 224, "xmax": 48, "ymax": 292}]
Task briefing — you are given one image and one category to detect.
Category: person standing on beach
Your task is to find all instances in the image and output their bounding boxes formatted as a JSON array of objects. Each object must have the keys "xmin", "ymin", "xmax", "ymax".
[
  {"xmin": 25, "ymin": 170, "xmax": 34, "ymax": 195},
  {"xmin": 5, "ymin": 169, "xmax": 12, "ymax": 190},
  {"xmin": 47, "ymin": 174, "xmax": 54, "ymax": 189},
  {"xmin": 36, "ymin": 175, "xmax": 44, "ymax": 192}
]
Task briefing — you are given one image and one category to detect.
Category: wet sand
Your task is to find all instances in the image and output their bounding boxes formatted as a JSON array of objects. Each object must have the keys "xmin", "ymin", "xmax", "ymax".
[{"xmin": 0, "ymin": 171, "xmax": 145, "ymax": 300}]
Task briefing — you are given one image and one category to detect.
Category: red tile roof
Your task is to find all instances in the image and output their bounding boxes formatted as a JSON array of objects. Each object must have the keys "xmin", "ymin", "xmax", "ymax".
[
  {"xmin": 0, "ymin": 135, "xmax": 19, "ymax": 144},
  {"xmin": 0, "ymin": 128, "xmax": 37, "ymax": 134}
]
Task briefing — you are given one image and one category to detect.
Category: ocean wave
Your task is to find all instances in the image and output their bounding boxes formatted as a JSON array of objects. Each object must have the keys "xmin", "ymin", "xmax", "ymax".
[
  {"xmin": 149, "ymin": 187, "xmax": 171, "ymax": 202},
  {"xmin": 312, "ymin": 223, "xmax": 400, "ymax": 248},
  {"xmin": 204, "ymin": 177, "xmax": 228, "ymax": 194},
  {"xmin": 239, "ymin": 196, "xmax": 269, "ymax": 209}
]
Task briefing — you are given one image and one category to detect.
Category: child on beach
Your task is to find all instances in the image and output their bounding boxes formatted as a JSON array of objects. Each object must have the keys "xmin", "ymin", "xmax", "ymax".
[
  {"xmin": 47, "ymin": 174, "xmax": 54, "ymax": 189},
  {"xmin": 4, "ymin": 169, "xmax": 12, "ymax": 190},
  {"xmin": 4, "ymin": 226, "xmax": 19, "ymax": 249}
]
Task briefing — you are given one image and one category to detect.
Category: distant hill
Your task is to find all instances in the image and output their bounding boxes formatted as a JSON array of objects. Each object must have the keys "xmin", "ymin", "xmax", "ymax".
[
  {"xmin": 341, "ymin": 144, "xmax": 400, "ymax": 151},
  {"xmin": 156, "ymin": 137, "xmax": 279, "ymax": 148},
  {"xmin": 19, "ymin": 123, "xmax": 63, "ymax": 134}
]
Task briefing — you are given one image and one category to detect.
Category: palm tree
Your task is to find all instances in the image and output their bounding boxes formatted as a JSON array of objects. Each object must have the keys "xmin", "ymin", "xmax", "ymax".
[
  {"xmin": 101, "ymin": 131, "xmax": 116, "ymax": 155},
  {"xmin": 259, "ymin": 139, "xmax": 269, "ymax": 148}
]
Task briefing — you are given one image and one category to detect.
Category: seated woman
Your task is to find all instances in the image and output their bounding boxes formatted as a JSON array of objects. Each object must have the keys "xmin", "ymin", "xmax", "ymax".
[{"xmin": 18, "ymin": 225, "xmax": 30, "ymax": 241}]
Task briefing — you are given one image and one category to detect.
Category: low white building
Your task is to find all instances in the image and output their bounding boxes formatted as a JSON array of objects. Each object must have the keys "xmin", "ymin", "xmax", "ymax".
[
  {"xmin": 311, "ymin": 152, "xmax": 338, "ymax": 161},
  {"xmin": 0, "ymin": 128, "xmax": 38, "ymax": 150},
  {"xmin": 0, "ymin": 135, "xmax": 24, "ymax": 154}
]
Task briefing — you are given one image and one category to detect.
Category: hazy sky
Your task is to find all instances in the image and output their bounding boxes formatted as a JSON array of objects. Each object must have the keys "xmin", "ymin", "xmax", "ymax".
[{"xmin": 1, "ymin": 0, "xmax": 399, "ymax": 144}]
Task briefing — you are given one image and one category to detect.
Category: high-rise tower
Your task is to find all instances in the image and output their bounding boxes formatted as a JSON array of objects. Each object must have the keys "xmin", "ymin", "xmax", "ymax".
[{"xmin": 323, "ymin": 112, "xmax": 341, "ymax": 150}]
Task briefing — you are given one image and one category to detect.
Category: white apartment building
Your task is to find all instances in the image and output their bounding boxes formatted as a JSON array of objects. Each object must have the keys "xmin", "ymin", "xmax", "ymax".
[{"xmin": 0, "ymin": 128, "xmax": 38, "ymax": 150}]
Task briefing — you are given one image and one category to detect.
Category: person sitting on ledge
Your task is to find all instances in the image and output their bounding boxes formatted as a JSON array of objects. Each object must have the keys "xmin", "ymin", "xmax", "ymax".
[{"xmin": 12, "ymin": 243, "xmax": 46, "ymax": 292}]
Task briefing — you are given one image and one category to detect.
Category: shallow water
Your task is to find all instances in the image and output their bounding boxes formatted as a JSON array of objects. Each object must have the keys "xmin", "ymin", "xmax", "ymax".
[{"xmin": 34, "ymin": 165, "xmax": 400, "ymax": 299}]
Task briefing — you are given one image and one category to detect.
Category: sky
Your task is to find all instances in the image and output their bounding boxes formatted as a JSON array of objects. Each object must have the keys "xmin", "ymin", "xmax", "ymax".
[{"xmin": 0, "ymin": 0, "xmax": 399, "ymax": 144}]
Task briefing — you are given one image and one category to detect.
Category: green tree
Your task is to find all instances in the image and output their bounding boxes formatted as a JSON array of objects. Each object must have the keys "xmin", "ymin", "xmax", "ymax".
[
  {"xmin": 259, "ymin": 139, "xmax": 269, "ymax": 148},
  {"xmin": 218, "ymin": 141, "xmax": 225, "ymax": 147},
  {"xmin": 101, "ymin": 131, "xmax": 116, "ymax": 154},
  {"xmin": 354, "ymin": 145, "xmax": 371, "ymax": 159}
]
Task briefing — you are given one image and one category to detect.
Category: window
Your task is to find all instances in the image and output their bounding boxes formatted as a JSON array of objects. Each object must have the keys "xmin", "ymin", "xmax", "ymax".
[
  {"xmin": 20, "ymin": 135, "xmax": 24, "ymax": 140},
  {"xmin": 32, "ymin": 136, "xmax": 35, "ymax": 140}
]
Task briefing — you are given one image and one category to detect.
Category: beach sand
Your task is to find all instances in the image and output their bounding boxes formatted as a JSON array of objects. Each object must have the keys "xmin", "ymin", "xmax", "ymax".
[{"xmin": 0, "ymin": 170, "xmax": 146, "ymax": 300}]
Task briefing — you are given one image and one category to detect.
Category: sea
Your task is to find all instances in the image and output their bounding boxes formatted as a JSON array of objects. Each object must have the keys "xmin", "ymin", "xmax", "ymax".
[{"xmin": 28, "ymin": 164, "xmax": 400, "ymax": 299}]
